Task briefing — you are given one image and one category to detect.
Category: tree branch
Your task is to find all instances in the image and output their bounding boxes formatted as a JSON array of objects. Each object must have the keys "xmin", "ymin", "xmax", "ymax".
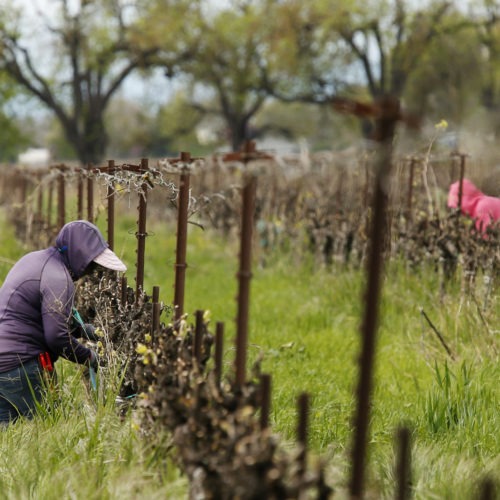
[
  {"xmin": 371, "ymin": 22, "xmax": 386, "ymax": 94},
  {"xmin": 341, "ymin": 29, "xmax": 379, "ymax": 97},
  {"xmin": 2, "ymin": 39, "xmax": 71, "ymax": 129}
]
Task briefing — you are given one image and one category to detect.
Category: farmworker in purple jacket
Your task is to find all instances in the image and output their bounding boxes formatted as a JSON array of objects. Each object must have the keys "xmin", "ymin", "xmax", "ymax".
[{"xmin": 0, "ymin": 220, "xmax": 126, "ymax": 425}]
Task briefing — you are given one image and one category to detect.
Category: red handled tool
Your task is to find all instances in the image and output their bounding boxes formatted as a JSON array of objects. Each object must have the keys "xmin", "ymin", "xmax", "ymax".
[{"xmin": 38, "ymin": 352, "xmax": 54, "ymax": 372}]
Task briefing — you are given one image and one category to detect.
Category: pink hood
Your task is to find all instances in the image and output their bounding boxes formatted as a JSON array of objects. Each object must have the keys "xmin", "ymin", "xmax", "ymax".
[{"xmin": 448, "ymin": 178, "xmax": 500, "ymax": 233}]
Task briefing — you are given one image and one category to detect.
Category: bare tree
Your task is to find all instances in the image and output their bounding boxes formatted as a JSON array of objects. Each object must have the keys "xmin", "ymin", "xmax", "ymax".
[
  {"xmin": 174, "ymin": 2, "xmax": 271, "ymax": 151},
  {"xmin": 0, "ymin": 0, "xmax": 159, "ymax": 165},
  {"xmin": 259, "ymin": 2, "xmax": 455, "ymax": 99}
]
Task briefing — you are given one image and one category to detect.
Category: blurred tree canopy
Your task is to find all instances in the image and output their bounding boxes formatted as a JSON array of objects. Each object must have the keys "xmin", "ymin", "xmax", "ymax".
[
  {"xmin": 1, "ymin": 0, "xmax": 499, "ymax": 161},
  {"xmin": 0, "ymin": 0, "xmax": 192, "ymax": 164},
  {"xmin": 105, "ymin": 90, "xmax": 205, "ymax": 158},
  {"xmin": 477, "ymin": 0, "xmax": 500, "ymax": 135},
  {"xmin": 0, "ymin": 73, "xmax": 28, "ymax": 161},
  {"xmin": 171, "ymin": 2, "xmax": 272, "ymax": 151}
]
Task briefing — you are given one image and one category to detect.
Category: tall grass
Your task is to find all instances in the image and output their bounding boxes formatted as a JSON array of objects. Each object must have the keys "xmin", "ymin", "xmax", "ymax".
[
  {"xmin": 0, "ymin": 211, "xmax": 25, "ymax": 280},
  {"xmin": 0, "ymin": 361, "xmax": 186, "ymax": 500},
  {"xmin": 0, "ymin": 210, "xmax": 498, "ymax": 498}
]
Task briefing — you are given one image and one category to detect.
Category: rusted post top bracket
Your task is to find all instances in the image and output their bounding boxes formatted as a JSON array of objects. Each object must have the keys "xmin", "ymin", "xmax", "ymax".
[
  {"xmin": 218, "ymin": 140, "xmax": 275, "ymax": 163},
  {"xmin": 157, "ymin": 152, "xmax": 205, "ymax": 174},
  {"xmin": 450, "ymin": 151, "xmax": 470, "ymax": 160},
  {"xmin": 48, "ymin": 164, "xmax": 91, "ymax": 176},
  {"xmin": 91, "ymin": 163, "xmax": 151, "ymax": 174},
  {"xmin": 331, "ymin": 96, "xmax": 420, "ymax": 138},
  {"xmin": 166, "ymin": 151, "xmax": 204, "ymax": 165},
  {"xmin": 49, "ymin": 163, "xmax": 71, "ymax": 172},
  {"xmin": 332, "ymin": 95, "xmax": 421, "ymax": 128}
]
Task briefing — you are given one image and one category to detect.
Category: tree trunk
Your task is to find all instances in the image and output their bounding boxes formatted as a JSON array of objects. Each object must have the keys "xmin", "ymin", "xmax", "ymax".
[
  {"xmin": 65, "ymin": 114, "xmax": 109, "ymax": 166},
  {"xmin": 229, "ymin": 117, "xmax": 250, "ymax": 152}
]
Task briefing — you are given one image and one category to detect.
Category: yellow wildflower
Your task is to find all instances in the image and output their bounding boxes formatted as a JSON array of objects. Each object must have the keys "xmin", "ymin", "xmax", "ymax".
[
  {"xmin": 136, "ymin": 343, "xmax": 148, "ymax": 355},
  {"xmin": 434, "ymin": 119, "xmax": 448, "ymax": 130},
  {"xmin": 203, "ymin": 310, "xmax": 211, "ymax": 324}
]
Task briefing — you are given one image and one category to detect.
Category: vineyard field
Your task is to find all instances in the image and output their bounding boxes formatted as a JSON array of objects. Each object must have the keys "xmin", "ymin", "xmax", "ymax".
[{"xmin": 1, "ymin": 210, "xmax": 497, "ymax": 498}]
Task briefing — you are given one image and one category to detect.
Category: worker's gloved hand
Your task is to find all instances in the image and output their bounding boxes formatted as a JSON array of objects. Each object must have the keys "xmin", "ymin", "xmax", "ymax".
[
  {"xmin": 71, "ymin": 320, "xmax": 100, "ymax": 341},
  {"xmin": 81, "ymin": 323, "xmax": 100, "ymax": 342},
  {"xmin": 88, "ymin": 350, "xmax": 99, "ymax": 372}
]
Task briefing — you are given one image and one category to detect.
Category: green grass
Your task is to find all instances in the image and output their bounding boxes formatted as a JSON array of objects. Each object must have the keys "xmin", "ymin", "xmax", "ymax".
[
  {"xmin": 0, "ymin": 211, "xmax": 25, "ymax": 278},
  {"xmin": 1, "ymin": 206, "xmax": 498, "ymax": 499},
  {"xmin": 0, "ymin": 362, "xmax": 186, "ymax": 499}
]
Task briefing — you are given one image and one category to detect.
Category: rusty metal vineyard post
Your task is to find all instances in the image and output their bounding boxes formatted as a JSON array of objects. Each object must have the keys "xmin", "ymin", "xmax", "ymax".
[
  {"xmin": 90, "ymin": 158, "xmax": 151, "ymax": 301},
  {"xmin": 214, "ymin": 321, "xmax": 224, "ymax": 387},
  {"xmin": 20, "ymin": 175, "xmax": 27, "ymax": 208},
  {"xmin": 56, "ymin": 166, "xmax": 66, "ymax": 230},
  {"xmin": 297, "ymin": 391, "xmax": 310, "ymax": 475},
  {"xmin": 350, "ymin": 97, "xmax": 400, "ymax": 498},
  {"xmin": 395, "ymin": 426, "xmax": 412, "ymax": 500},
  {"xmin": 480, "ymin": 478, "xmax": 496, "ymax": 500},
  {"xmin": 235, "ymin": 172, "xmax": 256, "ymax": 388},
  {"xmin": 194, "ymin": 309, "xmax": 204, "ymax": 364},
  {"xmin": 34, "ymin": 173, "xmax": 44, "ymax": 235},
  {"xmin": 173, "ymin": 152, "xmax": 192, "ymax": 323},
  {"xmin": 259, "ymin": 373, "xmax": 271, "ymax": 430},
  {"xmin": 406, "ymin": 157, "xmax": 416, "ymax": 224},
  {"xmin": 152, "ymin": 285, "xmax": 160, "ymax": 305},
  {"xmin": 121, "ymin": 276, "xmax": 128, "ymax": 307},
  {"xmin": 221, "ymin": 141, "xmax": 273, "ymax": 389},
  {"xmin": 87, "ymin": 164, "xmax": 94, "ymax": 223},
  {"xmin": 135, "ymin": 158, "xmax": 149, "ymax": 302},
  {"xmin": 77, "ymin": 169, "xmax": 84, "ymax": 220},
  {"xmin": 36, "ymin": 173, "xmax": 43, "ymax": 222},
  {"xmin": 331, "ymin": 96, "xmax": 409, "ymax": 499},
  {"xmin": 458, "ymin": 154, "xmax": 466, "ymax": 212},
  {"xmin": 107, "ymin": 160, "xmax": 116, "ymax": 249},
  {"xmin": 152, "ymin": 285, "xmax": 161, "ymax": 341},
  {"xmin": 453, "ymin": 152, "xmax": 468, "ymax": 214},
  {"xmin": 47, "ymin": 178, "xmax": 53, "ymax": 228}
]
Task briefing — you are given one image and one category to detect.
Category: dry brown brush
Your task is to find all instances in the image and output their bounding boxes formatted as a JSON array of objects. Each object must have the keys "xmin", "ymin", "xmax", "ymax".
[{"xmin": 73, "ymin": 271, "xmax": 332, "ymax": 499}]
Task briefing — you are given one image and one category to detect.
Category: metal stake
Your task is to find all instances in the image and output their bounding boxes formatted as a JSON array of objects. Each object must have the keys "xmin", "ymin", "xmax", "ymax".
[
  {"xmin": 135, "ymin": 158, "xmax": 149, "ymax": 302},
  {"xmin": 349, "ymin": 97, "xmax": 401, "ymax": 499},
  {"xmin": 173, "ymin": 152, "xmax": 191, "ymax": 322},
  {"xmin": 234, "ymin": 171, "xmax": 257, "ymax": 388},
  {"xmin": 107, "ymin": 159, "xmax": 115, "ymax": 249}
]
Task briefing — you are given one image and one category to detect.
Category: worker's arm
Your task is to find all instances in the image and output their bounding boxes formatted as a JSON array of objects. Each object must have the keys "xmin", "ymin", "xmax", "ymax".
[{"xmin": 40, "ymin": 268, "xmax": 92, "ymax": 364}]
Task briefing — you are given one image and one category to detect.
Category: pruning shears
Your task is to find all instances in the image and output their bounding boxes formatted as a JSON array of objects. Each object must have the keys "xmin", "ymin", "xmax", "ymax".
[{"xmin": 72, "ymin": 307, "xmax": 98, "ymax": 392}]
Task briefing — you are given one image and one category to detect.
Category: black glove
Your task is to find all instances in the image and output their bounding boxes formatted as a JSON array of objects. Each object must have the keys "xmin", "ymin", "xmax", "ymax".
[
  {"xmin": 71, "ymin": 319, "xmax": 100, "ymax": 341},
  {"xmin": 81, "ymin": 324, "xmax": 100, "ymax": 342},
  {"xmin": 88, "ymin": 350, "xmax": 99, "ymax": 372}
]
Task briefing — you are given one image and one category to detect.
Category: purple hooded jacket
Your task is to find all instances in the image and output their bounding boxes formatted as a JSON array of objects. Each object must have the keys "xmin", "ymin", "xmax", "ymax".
[{"xmin": 0, "ymin": 221, "xmax": 108, "ymax": 372}]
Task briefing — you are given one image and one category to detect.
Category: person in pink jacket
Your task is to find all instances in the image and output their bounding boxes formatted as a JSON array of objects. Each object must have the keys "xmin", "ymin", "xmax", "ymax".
[{"xmin": 447, "ymin": 178, "xmax": 500, "ymax": 233}]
